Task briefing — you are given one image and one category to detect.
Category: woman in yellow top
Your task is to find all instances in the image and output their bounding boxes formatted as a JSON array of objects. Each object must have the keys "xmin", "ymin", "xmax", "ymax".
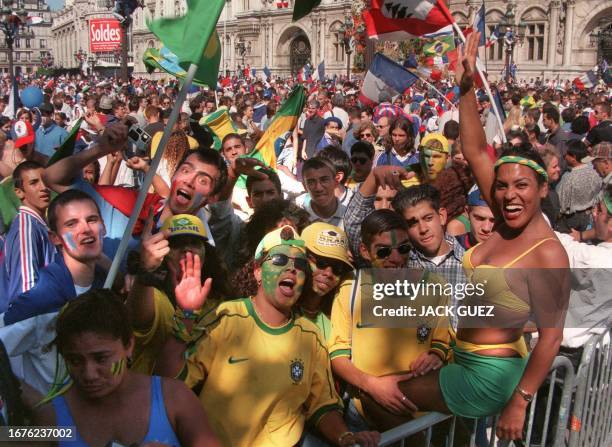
[{"xmin": 363, "ymin": 32, "xmax": 570, "ymax": 441}]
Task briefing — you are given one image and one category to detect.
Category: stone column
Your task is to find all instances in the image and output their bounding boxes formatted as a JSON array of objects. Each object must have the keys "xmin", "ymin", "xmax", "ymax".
[
  {"xmin": 467, "ymin": 0, "xmax": 479, "ymax": 25},
  {"xmin": 547, "ymin": 0, "xmax": 560, "ymax": 69},
  {"xmin": 319, "ymin": 17, "xmax": 326, "ymax": 65},
  {"xmin": 562, "ymin": 0, "xmax": 575, "ymax": 66},
  {"xmin": 230, "ymin": 34, "xmax": 236, "ymax": 73},
  {"xmin": 311, "ymin": 15, "xmax": 318, "ymax": 64}
]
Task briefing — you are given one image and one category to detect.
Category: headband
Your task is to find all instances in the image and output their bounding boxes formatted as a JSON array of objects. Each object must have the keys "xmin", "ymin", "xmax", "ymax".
[{"xmin": 494, "ymin": 156, "xmax": 548, "ymax": 182}]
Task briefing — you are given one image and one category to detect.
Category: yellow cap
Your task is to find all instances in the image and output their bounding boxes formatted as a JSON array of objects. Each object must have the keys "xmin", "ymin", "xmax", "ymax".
[
  {"xmin": 161, "ymin": 214, "xmax": 208, "ymax": 240},
  {"xmin": 420, "ymin": 133, "xmax": 449, "ymax": 154},
  {"xmin": 301, "ymin": 223, "xmax": 353, "ymax": 269},
  {"xmin": 254, "ymin": 225, "xmax": 305, "ymax": 260}
]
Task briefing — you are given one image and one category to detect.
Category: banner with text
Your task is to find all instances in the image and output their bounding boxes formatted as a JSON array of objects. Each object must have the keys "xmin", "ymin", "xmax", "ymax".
[{"xmin": 89, "ymin": 18, "xmax": 122, "ymax": 53}]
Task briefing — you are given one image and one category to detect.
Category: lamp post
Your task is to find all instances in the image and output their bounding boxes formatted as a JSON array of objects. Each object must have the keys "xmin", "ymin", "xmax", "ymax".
[
  {"xmin": 0, "ymin": 2, "xmax": 32, "ymax": 106},
  {"xmin": 113, "ymin": 46, "xmax": 121, "ymax": 79},
  {"xmin": 235, "ymin": 39, "xmax": 250, "ymax": 75},
  {"xmin": 338, "ymin": 14, "xmax": 366, "ymax": 78},
  {"xmin": 499, "ymin": 2, "xmax": 526, "ymax": 85},
  {"xmin": 74, "ymin": 47, "xmax": 86, "ymax": 72},
  {"xmin": 87, "ymin": 54, "xmax": 97, "ymax": 76},
  {"xmin": 589, "ymin": 23, "xmax": 612, "ymax": 65},
  {"xmin": 107, "ymin": 0, "xmax": 136, "ymax": 83}
]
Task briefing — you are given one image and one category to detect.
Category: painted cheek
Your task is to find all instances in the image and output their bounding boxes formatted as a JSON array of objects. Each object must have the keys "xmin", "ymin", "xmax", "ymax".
[
  {"xmin": 110, "ymin": 358, "xmax": 126, "ymax": 376},
  {"xmin": 62, "ymin": 232, "xmax": 78, "ymax": 251},
  {"xmin": 192, "ymin": 192, "xmax": 204, "ymax": 208},
  {"xmin": 261, "ymin": 264, "xmax": 281, "ymax": 295}
]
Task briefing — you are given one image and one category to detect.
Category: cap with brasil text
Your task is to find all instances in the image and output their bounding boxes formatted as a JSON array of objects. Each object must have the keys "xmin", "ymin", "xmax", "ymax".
[
  {"xmin": 161, "ymin": 214, "xmax": 208, "ymax": 240},
  {"xmin": 301, "ymin": 222, "xmax": 353, "ymax": 269},
  {"xmin": 255, "ymin": 225, "xmax": 305, "ymax": 261}
]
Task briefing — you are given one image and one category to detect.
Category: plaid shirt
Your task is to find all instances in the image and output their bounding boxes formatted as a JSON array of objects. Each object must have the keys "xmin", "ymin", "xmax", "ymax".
[
  {"xmin": 406, "ymin": 234, "xmax": 466, "ymax": 330},
  {"xmin": 343, "ymin": 189, "xmax": 375, "ymax": 269}
]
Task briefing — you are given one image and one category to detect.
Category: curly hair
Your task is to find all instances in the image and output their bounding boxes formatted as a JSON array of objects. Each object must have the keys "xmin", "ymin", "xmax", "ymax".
[{"xmin": 164, "ymin": 130, "xmax": 190, "ymax": 176}]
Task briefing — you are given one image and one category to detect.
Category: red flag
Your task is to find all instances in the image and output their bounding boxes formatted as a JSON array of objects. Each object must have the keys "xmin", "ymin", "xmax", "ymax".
[{"xmin": 364, "ymin": 0, "xmax": 453, "ymax": 40}]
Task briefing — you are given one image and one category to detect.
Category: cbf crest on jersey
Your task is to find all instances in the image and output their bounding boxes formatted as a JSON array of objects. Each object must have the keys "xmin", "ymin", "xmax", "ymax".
[{"xmin": 290, "ymin": 359, "xmax": 304, "ymax": 384}]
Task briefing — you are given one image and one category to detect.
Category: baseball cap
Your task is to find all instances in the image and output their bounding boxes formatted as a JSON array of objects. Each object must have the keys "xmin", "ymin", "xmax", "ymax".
[
  {"xmin": 420, "ymin": 133, "xmax": 449, "ymax": 154},
  {"xmin": 324, "ymin": 116, "xmax": 343, "ymax": 129},
  {"xmin": 254, "ymin": 225, "xmax": 305, "ymax": 261},
  {"xmin": 467, "ymin": 188, "xmax": 488, "ymax": 207},
  {"xmin": 582, "ymin": 141, "xmax": 612, "ymax": 163},
  {"xmin": 301, "ymin": 223, "xmax": 353, "ymax": 269},
  {"xmin": 161, "ymin": 214, "xmax": 208, "ymax": 240},
  {"xmin": 11, "ymin": 120, "xmax": 35, "ymax": 148}
]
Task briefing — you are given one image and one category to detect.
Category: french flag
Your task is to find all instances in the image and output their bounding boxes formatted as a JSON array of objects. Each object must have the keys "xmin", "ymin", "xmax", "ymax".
[
  {"xmin": 486, "ymin": 25, "xmax": 499, "ymax": 48},
  {"xmin": 463, "ymin": 5, "xmax": 486, "ymax": 47},
  {"xmin": 312, "ymin": 61, "xmax": 325, "ymax": 82},
  {"xmin": 297, "ymin": 64, "xmax": 311, "ymax": 83},
  {"xmin": 573, "ymin": 67, "xmax": 598, "ymax": 91},
  {"xmin": 359, "ymin": 53, "xmax": 418, "ymax": 106},
  {"xmin": 363, "ymin": 0, "xmax": 453, "ymax": 41}
]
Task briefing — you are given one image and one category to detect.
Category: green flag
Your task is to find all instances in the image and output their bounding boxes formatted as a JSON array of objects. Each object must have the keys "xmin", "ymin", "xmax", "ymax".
[
  {"xmin": 47, "ymin": 118, "xmax": 83, "ymax": 167},
  {"xmin": 0, "ymin": 177, "xmax": 20, "ymax": 230},
  {"xmin": 147, "ymin": 0, "xmax": 224, "ymax": 78},
  {"xmin": 143, "ymin": 34, "xmax": 221, "ymax": 89},
  {"xmin": 423, "ymin": 35, "xmax": 455, "ymax": 58},
  {"xmin": 293, "ymin": 0, "xmax": 321, "ymax": 21}
]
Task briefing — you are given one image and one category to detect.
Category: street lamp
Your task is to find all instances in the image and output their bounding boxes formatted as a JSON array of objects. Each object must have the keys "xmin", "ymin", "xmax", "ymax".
[
  {"xmin": 113, "ymin": 46, "xmax": 121, "ymax": 78},
  {"xmin": 107, "ymin": 0, "xmax": 139, "ymax": 83},
  {"xmin": 338, "ymin": 14, "xmax": 365, "ymax": 78},
  {"xmin": 234, "ymin": 39, "xmax": 251, "ymax": 74},
  {"xmin": 0, "ymin": 2, "xmax": 33, "ymax": 104},
  {"xmin": 87, "ymin": 54, "xmax": 97, "ymax": 76},
  {"xmin": 499, "ymin": 1, "xmax": 526, "ymax": 85}
]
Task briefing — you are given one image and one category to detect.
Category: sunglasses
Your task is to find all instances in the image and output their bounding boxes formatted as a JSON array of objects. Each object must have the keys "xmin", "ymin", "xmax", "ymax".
[
  {"xmin": 360, "ymin": 133, "xmax": 373, "ymax": 138},
  {"xmin": 263, "ymin": 253, "xmax": 309, "ymax": 271},
  {"xmin": 351, "ymin": 156, "xmax": 370, "ymax": 165},
  {"xmin": 375, "ymin": 243, "xmax": 411, "ymax": 260},
  {"xmin": 309, "ymin": 255, "xmax": 349, "ymax": 276}
]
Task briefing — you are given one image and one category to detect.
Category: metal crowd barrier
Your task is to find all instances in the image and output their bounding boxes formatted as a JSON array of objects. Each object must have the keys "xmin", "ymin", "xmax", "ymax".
[
  {"xmin": 378, "ymin": 355, "xmax": 577, "ymax": 447},
  {"xmin": 569, "ymin": 329, "xmax": 612, "ymax": 447}
]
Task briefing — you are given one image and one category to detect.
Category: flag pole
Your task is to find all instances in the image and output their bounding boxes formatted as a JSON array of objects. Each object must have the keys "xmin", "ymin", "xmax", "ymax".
[
  {"xmin": 436, "ymin": 0, "xmax": 506, "ymax": 143},
  {"xmin": 104, "ymin": 63, "xmax": 200, "ymax": 289}
]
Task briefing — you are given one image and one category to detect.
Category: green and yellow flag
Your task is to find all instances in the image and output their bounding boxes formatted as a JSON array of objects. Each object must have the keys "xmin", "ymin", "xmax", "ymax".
[
  {"xmin": 147, "ymin": 0, "xmax": 224, "ymax": 83},
  {"xmin": 293, "ymin": 0, "xmax": 322, "ymax": 21},
  {"xmin": 423, "ymin": 35, "xmax": 455, "ymax": 58},
  {"xmin": 249, "ymin": 85, "xmax": 306, "ymax": 169}
]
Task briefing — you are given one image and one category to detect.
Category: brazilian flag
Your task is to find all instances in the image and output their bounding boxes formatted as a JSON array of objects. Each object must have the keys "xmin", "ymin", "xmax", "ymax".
[{"xmin": 423, "ymin": 35, "xmax": 455, "ymax": 58}]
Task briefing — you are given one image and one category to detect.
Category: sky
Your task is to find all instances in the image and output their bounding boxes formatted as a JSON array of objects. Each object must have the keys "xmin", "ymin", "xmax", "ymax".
[{"xmin": 48, "ymin": 0, "xmax": 65, "ymax": 11}]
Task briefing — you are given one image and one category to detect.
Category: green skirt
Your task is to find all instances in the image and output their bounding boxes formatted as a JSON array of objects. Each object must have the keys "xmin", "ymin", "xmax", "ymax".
[{"xmin": 439, "ymin": 346, "xmax": 528, "ymax": 418}]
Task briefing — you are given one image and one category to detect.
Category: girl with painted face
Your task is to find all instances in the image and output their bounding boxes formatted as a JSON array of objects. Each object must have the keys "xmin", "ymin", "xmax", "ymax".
[
  {"xmin": 363, "ymin": 32, "xmax": 570, "ymax": 442},
  {"xmin": 33, "ymin": 289, "xmax": 220, "ymax": 447}
]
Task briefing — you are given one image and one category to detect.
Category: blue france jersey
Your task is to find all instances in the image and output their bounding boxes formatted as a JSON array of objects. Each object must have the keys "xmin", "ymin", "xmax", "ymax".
[{"xmin": 0, "ymin": 207, "xmax": 56, "ymax": 313}]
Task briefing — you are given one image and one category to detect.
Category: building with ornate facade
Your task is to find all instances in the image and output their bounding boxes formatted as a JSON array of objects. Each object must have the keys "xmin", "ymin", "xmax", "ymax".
[
  {"xmin": 0, "ymin": 0, "xmax": 53, "ymax": 75},
  {"xmin": 48, "ymin": 0, "xmax": 611, "ymax": 82},
  {"xmin": 50, "ymin": 0, "xmax": 134, "ymax": 75}
]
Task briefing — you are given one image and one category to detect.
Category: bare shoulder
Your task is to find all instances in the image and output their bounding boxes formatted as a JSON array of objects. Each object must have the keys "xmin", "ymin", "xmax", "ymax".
[{"xmin": 536, "ymin": 237, "xmax": 569, "ymax": 268}]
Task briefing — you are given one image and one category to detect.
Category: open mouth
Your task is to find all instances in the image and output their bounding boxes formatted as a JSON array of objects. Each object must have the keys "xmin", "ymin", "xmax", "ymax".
[
  {"xmin": 278, "ymin": 278, "xmax": 296, "ymax": 297},
  {"xmin": 176, "ymin": 188, "xmax": 192, "ymax": 205},
  {"xmin": 503, "ymin": 204, "xmax": 524, "ymax": 219},
  {"xmin": 80, "ymin": 236, "xmax": 96, "ymax": 245}
]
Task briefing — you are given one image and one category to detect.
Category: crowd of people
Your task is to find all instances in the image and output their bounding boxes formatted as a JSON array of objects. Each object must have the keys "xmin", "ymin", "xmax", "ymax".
[{"xmin": 0, "ymin": 31, "xmax": 609, "ymax": 446}]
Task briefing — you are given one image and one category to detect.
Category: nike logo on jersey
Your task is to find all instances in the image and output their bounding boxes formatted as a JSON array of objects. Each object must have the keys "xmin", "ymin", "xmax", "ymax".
[{"xmin": 228, "ymin": 356, "xmax": 249, "ymax": 364}]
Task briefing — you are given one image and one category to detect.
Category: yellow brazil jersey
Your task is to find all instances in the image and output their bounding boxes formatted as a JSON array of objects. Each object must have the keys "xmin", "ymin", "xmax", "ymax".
[
  {"xmin": 185, "ymin": 298, "xmax": 343, "ymax": 447},
  {"xmin": 131, "ymin": 288, "xmax": 218, "ymax": 374},
  {"xmin": 328, "ymin": 271, "xmax": 452, "ymax": 417}
]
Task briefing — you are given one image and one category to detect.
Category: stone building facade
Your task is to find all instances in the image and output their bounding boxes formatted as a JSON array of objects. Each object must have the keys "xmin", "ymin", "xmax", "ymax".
[
  {"xmin": 48, "ymin": 0, "xmax": 611, "ymax": 82},
  {"xmin": 0, "ymin": 0, "xmax": 53, "ymax": 75}
]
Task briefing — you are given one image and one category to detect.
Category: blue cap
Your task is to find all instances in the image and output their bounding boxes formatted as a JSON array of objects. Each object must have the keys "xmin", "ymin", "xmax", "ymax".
[
  {"xmin": 324, "ymin": 116, "xmax": 343, "ymax": 129},
  {"xmin": 467, "ymin": 189, "xmax": 488, "ymax": 207}
]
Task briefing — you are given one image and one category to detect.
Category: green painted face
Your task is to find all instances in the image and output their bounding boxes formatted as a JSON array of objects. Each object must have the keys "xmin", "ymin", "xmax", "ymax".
[
  {"xmin": 110, "ymin": 357, "xmax": 126, "ymax": 376},
  {"xmin": 260, "ymin": 245, "xmax": 308, "ymax": 309},
  {"xmin": 420, "ymin": 148, "xmax": 448, "ymax": 181}
]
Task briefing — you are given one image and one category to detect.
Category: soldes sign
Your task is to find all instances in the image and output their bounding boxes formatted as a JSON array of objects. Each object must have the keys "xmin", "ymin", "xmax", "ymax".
[{"xmin": 89, "ymin": 19, "xmax": 122, "ymax": 52}]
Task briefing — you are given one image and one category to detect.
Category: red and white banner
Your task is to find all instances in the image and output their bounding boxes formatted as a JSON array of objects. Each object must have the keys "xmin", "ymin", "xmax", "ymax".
[
  {"xmin": 364, "ymin": 0, "xmax": 453, "ymax": 40},
  {"xmin": 89, "ymin": 18, "xmax": 123, "ymax": 53}
]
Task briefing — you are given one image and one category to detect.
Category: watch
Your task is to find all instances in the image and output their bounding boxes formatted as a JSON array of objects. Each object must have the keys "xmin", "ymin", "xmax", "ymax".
[{"xmin": 515, "ymin": 386, "xmax": 533, "ymax": 403}]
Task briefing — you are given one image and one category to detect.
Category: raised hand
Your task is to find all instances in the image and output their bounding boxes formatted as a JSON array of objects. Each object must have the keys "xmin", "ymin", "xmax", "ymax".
[
  {"xmin": 175, "ymin": 252, "xmax": 212, "ymax": 311},
  {"xmin": 139, "ymin": 208, "xmax": 170, "ymax": 272},
  {"xmin": 232, "ymin": 156, "xmax": 268, "ymax": 179},
  {"xmin": 455, "ymin": 31, "xmax": 480, "ymax": 94},
  {"xmin": 98, "ymin": 122, "xmax": 129, "ymax": 155},
  {"xmin": 372, "ymin": 165, "xmax": 415, "ymax": 190}
]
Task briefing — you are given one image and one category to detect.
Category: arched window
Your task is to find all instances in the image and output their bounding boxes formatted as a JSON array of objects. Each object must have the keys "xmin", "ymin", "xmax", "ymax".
[{"xmin": 329, "ymin": 22, "xmax": 344, "ymax": 62}]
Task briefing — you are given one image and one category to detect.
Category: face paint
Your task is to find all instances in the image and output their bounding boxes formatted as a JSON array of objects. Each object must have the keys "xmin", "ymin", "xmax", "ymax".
[
  {"xmin": 421, "ymin": 148, "xmax": 447, "ymax": 181},
  {"xmin": 261, "ymin": 261, "xmax": 283, "ymax": 297},
  {"xmin": 192, "ymin": 192, "xmax": 204, "ymax": 209},
  {"xmin": 62, "ymin": 232, "xmax": 78, "ymax": 251},
  {"xmin": 110, "ymin": 358, "xmax": 126, "ymax": 376}
]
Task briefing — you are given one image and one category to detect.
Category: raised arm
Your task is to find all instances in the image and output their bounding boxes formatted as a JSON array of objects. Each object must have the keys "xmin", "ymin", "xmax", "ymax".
[
  {"xmin": 457, "ymin": 32, "xmax": 496, "ymax": 209},
  {"xmin": 43, "ymin": 124, "xmax": 128, "ymax": 192}
]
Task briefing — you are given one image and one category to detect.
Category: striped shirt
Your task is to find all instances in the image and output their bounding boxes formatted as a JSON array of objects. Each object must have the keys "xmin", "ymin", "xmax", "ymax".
[{"xmin": 0, "ymin": 207, "xmax": 56, "ymax": 313}]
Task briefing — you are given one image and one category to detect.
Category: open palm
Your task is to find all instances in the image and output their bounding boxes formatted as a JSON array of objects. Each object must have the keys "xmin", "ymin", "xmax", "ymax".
[
  {"xmin": 175, "ymin": 252, "xmax": 212, "ymax": 311},
  {"xmin": 455, "ymin": 31, "xmax": 480, "ymax": 93}
]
